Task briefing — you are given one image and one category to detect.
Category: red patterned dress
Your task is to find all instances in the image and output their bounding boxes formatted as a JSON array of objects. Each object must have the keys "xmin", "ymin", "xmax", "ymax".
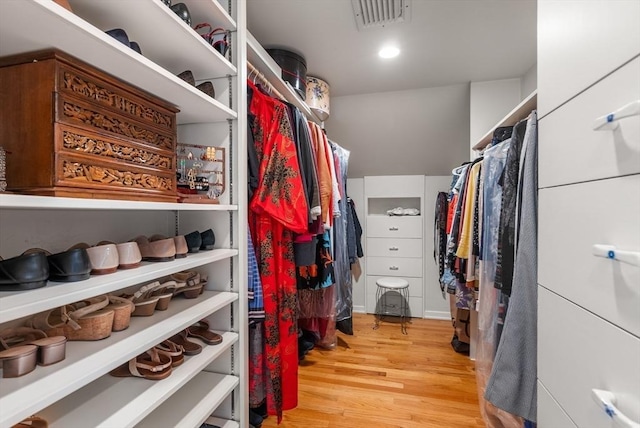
[{"xmin": 248, "ymin": 81, "xmax": 308, "ymax": 422}]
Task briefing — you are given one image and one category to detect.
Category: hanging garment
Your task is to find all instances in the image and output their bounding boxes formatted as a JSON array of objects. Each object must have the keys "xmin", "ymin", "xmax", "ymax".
[
  {"xmin": 308, "ymin": 122, "xmax": 334, "ymax": 229},
  {"xmin": 248, "ymin": 226, "xmax": 265, "ymax": 324},
  {"xmin": 248, "ymin": 81, "xmax": 308, "ymax": 421},
  {"xmin": 348, "ymin": 198, "xmax": 364, "ymax": 260},
  {"xmin": 485, "ymin": 111, "xmax": 538, "ymax": 422}
]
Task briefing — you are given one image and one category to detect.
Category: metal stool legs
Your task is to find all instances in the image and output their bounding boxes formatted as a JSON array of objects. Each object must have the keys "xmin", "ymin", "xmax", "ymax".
[{"xmin": 372, "ymin": 284, "xmax": 409, "ymax": 334}]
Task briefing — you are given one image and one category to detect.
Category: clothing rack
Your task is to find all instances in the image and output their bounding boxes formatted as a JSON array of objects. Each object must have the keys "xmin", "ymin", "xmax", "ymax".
[{"xmin": 247, "ymin": 61, "xmax": 287, "ymax": 101}]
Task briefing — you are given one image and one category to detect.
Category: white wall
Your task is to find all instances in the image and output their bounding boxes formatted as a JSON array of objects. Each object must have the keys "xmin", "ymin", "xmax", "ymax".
[
  {"xmin": 347, "ymin": 177, "xmax": 366, "ymax": 313},
  {"xmin": 326, "ymin": 83, "xmax": 470, "ymax": 179},
  {"xmin": 521, "ymin": 62, "xmax": 538, "ymax": 97},
  {"xmin": 469, "ymin": 78, "xmax": 522, "ymax": 157},
  {"xmin": 423, "ymin": 175, "xmax": 454, "ymax": 319}
]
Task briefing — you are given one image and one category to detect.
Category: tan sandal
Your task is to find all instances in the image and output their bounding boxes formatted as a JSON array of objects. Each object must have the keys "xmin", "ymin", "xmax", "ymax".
[
  {"xmin": 109, "ymin": 347, "xmax": 172, "ymax": 380},
  {"xmin": 11, "ymin": 415, "xmax": 48, "ymax": 428},
  {"xmin": 29, "ymin": 295, "xmax": 114, "ymax": 341},
  {"xmin": 154, "ymin": 339, "xmax": 184, "ymax": 367},
  {"xmin": 0, "ymin": 327, "xmax": 66, "ymax": 366},
  {"xmin": 187, "ymin": 319, "xmax": 223, "ymax": 345},
  {"xmin": 120, "ymin": 281, "xmax": 162, "ymax": 316},
  {"xmin": 168, "ymin": 330, "xmax": 202, "ymax": 355},
  {"xmin": 171, "ymin": 271, "xmax": 206, "ymax": 299}
]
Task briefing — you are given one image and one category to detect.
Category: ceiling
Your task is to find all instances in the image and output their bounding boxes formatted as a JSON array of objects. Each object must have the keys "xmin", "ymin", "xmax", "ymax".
[{"xmin": 247, "ymin": 0, "xmax": 537, "ymax": 97}]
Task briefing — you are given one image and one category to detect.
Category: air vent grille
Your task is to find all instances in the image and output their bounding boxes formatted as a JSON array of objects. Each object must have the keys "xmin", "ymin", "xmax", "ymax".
[{"xmin": 351, "ymin": 0, "xmax": 411, "ymax": 30}]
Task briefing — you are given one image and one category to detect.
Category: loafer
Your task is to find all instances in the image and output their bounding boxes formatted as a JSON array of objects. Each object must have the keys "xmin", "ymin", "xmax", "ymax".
[
  {"xmin": 45, "ymin": 247, "xmax": 91, "ymax": 282},
  {"xmin": 0, "ymin": 251, "xmax": 49, "ymax": 291},
  {"xmin": 184, "ymin": 231, "xmax": 202, "ymax": 253},
  {"xmin": 196, "ymin": 81, "xmax": 215, "ymax": 98},
  {"xmin": 70, "ymin": 242, "xmax": 119, "ymax": 275},
  {"xmin": 134, "ymin": 236, "xmax": 176, "ymax": 262},
  {"xmin": 105, "ymin": 28, "xmax": 130, "ymax": 48},
  {"xmin": 97, "ymin": 241, "xmax": 142, "ymax": 270},
  {"xmin": 200, "ymin": 229, "xmax": 215, "ymax": 251},
  {"xmin": 177, "ymin": 70, "xmax": 195, "ymax": 86},
  {"xmin": 170, "ymin": 3, "xmax": 192, "ymax": 26},
  {"xmin": 150, "ymin": 234, "xmax": 188, "ymax": 259}
]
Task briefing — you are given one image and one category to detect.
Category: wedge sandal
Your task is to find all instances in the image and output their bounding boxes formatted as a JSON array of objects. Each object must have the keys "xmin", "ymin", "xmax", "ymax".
[
  {"xmin": 11, "ymin": 415, "xmax": 48, "ymax": 428},
  {"xmin": 187, "ymin": 319, "xmax": 223, "ymax": 345},
  {"xmin": 110, "ymin": 347, "xmax": 172, "ymax": 380},
  {"xmin": 120, "ymin": 281, "xmax": 162, "ymax": 316},
  {"xmin": 171, "ymin": 271, "xmax": 206, "ymax": 299},
  {"xmin": 0, "ymin": 327, "xmax": 66, "ymax": 366}
]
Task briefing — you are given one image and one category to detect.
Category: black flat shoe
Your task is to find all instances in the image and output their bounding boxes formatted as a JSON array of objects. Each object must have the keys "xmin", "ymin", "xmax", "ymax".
[
  {"xmin": 45, "ymin": 248, "xmax": 91, "ymax": 282},
  {"xmin": 200, "ymin": 229, "xmax": 215, "ymax": 251},
  {"xmin": 184, "ymin": 231, "xmax": 202, "ymax": 253},
  {"xmin": 0, "ymin": 252, "xmax": 49, "ymax": 291}
]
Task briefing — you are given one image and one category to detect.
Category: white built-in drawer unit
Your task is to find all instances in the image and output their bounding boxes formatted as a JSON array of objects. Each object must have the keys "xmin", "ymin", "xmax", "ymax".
[
  {"xmin": 364, "ymin": 175, "xmax": 425, "ymax": 319},
  {"xmin": 539, "ymin": 56, "xmax": 640, "ymax": 188},
  {"xmin": 538, "ymin": 287, "xmax": 640, "ymax": 427},
  {"xmin": 537, "ymin": 381, "xmax": 577, "ymax": 428},
  {"xmin": 366, "ymin": 237, "xmax": 423, "ymax": 258},
  {"xmin": 537, "ymin": 0, "xmax": 640, "ymax": 117},
  {"xmin": 538, "ymin": 175, "xmax": 640, "ymax": 337}
]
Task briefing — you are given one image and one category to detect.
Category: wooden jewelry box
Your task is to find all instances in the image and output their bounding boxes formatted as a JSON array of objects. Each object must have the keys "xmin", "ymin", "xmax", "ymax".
[{"xmin": 0, "ymin": 49, "xmax": 179, "ymax": 202}]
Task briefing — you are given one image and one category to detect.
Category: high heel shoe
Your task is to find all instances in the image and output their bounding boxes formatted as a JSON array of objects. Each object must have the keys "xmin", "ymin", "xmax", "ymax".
[
  {"xmin": 0, "ymin": 344, "xmax": 37, "ymax": 378},
  {"xmin": 171, "ymin": 271, "xmax": 206, "ymax": 298},
  {"xmin": 0, "ymin": 327, "xmax": 66, "ymax": 366}
]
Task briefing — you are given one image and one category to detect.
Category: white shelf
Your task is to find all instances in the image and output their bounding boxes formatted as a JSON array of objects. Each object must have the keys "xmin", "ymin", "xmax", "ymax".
[
  {"xmin": 183, "ymin": 0, "xmax": 237, "ymax": 33},
  {"xmin": 0, "ymin": 0, "xmax": 236, "ymax": 124},
  {"xmin": 472, "ymin": 90, "xmax": 538, "ymax": 151},
  {"xmin": 246, "ymin": 30, "xmax": 322, "ymax": 124},
  {"xmin": 205, "ymin": 416, "xmax": 240, "ymax": 428},
  {"xmin": 0, "ymin": 193, "xmax": 238, "ymax": 212},
  {"xmin": 137, "ymin": 372, "xmax": 239, "ymax": 428},
  {"xmin": 0, "ymin": 249, "xmax": 238, "ymax": 324},
  {"xmin": 39, "ymin": 332, "xmax": 239, "ymax": 428},
  {"xmin": 0, "ymin": 291, "xmax": 238, "ymax": 428}
]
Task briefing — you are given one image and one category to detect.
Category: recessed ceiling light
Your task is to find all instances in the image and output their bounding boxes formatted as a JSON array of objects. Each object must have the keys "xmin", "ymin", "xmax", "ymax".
[{"xmin": 378, "ymin": 46, "xmax": 400, "ymax": 59}]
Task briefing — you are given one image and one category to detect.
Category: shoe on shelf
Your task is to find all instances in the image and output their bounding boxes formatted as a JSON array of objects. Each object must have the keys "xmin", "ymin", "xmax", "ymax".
[
  {"xmin": 154, "ymin": 339, "xmax": 184, "ymax": 367},
  {"xmin": 186, "ymin": 319, "xmax": 222, "ymax": 345},
  {"xmin": 0, "ymin": 326, "xmax": 66, "ymax": 366},
  {"xmin": 25, "ymin": 247, "xmax": 91, "ymax": 283},
  {"xmin": 150, "ymin": 234, "xmax": 187, "ymax": 259},
  {"xmin": 171, "ymin": 271, "xmax": 206, "ymax": 298},
  {"xmin": 69, "ymin": 242, "xmax": 119, "ymax": 275},
  {"xmin": 168, "ymin": 330, "xmax": 202, "ymax": 355},
  {"xmin": 133, "ymin": 235, "xmax": 176, "ymax": 262},
  {"xmin": 184, "ymin": 230, "xmax": 202, "ymax": 253},
  {"xmin": 109, "ymin": 347, "xmax": 172, "ymax": 380},
  {"xmin": 0, "ymin": 344, "xmax": 37, "ymax": 378},
  {"xmin": 97, "ymin": 241, "xmax": 142, "ymax": 270},
  {"xmin": 0, "ymin": 251, "xmax": 49, "ymax": 291},
  {"xmin": 11, "ymin": 415, "xmax": 48, "ymax": 428},
  {"xmin": 200, "ymin": 228, "xmax": 215, "ymax": 251}
]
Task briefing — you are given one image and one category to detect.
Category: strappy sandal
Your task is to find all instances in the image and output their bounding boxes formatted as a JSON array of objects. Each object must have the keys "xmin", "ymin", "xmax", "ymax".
[
  {"xmin": 109, "ymin": 347, "xmax": 172, "ymax": 380},
  {"xmin": 0, "ymin": 327, "xmax": 66, "ymax": 366},
  {"xmin": 154, "ymin": 339, "xmax": 184, "ymax": 367},
  {"xmin": 187, "ymin": 319, "xmax": 222, "ymax": 345},
  {"xmin": 120, "ymin": 281, "xmax": 162, "ymax": 316},
  {"xmin": 171, "ymin": 271, "xmax": 206, "ymax": 299},
  {"xmin": 29, "ymin": 295, "xmax": 114, "ymax": 341},
  {"xmin": 145, "ymin": 280, "xmax": 177, "ymax": 311},
  {"xmin": 11, "ymin": 415, "xmax": 48, "ymax": 428},
  {"xmin": 168, "ymin": 330, "xmax": 202, "ymax": 355}
]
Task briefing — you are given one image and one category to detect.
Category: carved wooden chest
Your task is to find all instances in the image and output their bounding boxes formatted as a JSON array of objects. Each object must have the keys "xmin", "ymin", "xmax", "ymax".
[{"xmin": 0, "ymin": 49, "xmax": 178, "ymax": 202}]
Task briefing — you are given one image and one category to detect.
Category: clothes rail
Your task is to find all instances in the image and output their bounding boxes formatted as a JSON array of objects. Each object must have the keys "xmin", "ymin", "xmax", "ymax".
[{"xmin": 247, "ymin": 61, "xmax": 286, "ymax": 101}]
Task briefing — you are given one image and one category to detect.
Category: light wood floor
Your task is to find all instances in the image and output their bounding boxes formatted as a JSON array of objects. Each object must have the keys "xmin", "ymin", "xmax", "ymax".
[{"xmin": 261, "ymin": 312, "xmax": 485, "ymax": 428}]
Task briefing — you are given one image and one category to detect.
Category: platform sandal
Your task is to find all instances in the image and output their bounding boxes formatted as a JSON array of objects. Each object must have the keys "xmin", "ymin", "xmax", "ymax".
[
  {"xmin": 11, "ymin": 415, "xmax": 48, "ymax": 428},
  {"xmin": 171, "ymin": 271, "xmax": 206, "ymax": 299},
  {"xmin": 119, "ymin": 281, "xmax": 162, "ymax": 316},
  {"xmin": 0, "ymin": 327, "xmax": 66, "ymax": 366},
  {"xmin": 29, "ymin": 295, "xmax": 114, "ymax": 341},
  {"xmin": 109, "ymin": 347, "xmax": 172, "ymax": 380},
  {"xmin": 187, "ymin": 319, "xmax": 223, "ymax": 345}
]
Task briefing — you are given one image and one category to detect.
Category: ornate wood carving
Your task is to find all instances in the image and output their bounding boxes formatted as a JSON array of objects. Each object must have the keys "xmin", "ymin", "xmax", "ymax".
[
  {"xmin": 63, "ymin": 71, "xmax": 173, "ymax": 129},
  {"xmin": 62, "ymin": 100, "xmax": 174, "ymax": 150},
  {"xmin": 62, "ymin": 129, "xmax": 172, "ymax": 169},
  {"xmin": 62, "ymin": 160, "xmax": 173, "ymax": 191}
]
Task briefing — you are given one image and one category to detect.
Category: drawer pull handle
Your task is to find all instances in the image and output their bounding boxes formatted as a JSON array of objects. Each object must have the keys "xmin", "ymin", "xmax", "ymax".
[
  {"xmin": 389, "ymin": 266, "xmax": 399, "ymax": 271},
  {"xmin": 389, "ymin": 247, "xmax": 399, "ymax": 251},
  {"xmin": 591, "ymin": 389, "xmax": 640, "ymax": 428},
  {"xmin": 592, "ymin": 244, "xmax": 640, "ymax": 267},
  {"xmin": 593, "ymin": 100, "xmax": 640, "ymax": 131},
  {"xmin": 389, "ymin": 227, "xmax": 399, "ymax": 231}
]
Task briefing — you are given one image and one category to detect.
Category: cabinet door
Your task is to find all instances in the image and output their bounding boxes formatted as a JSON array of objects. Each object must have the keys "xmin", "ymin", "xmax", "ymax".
[
  {"xmin": 366, "ymin": 256, "xmax": 423, "ymax": 278},
  {"xmin": 538, "ymin": 287, "xmax": 640, "ymax": 427},
  {"xmin": 366, "ymin": 216, "xmax": 422, "ymax": 238},
  {"xmin": 538, "ymin": 0, "xmax": 640, "ymax": 117},
  {"xmin": 539, "ymin": 57, "xmax": 640, "ymax": 188}
]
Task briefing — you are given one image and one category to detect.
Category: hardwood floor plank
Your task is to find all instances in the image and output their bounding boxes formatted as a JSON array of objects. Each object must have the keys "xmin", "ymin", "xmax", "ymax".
[{"xmin": 260, "ymin": 312, "xmax": 485, "ymax": 427}]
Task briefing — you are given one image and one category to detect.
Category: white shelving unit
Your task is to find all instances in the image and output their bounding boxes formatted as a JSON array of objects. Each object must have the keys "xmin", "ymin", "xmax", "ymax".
[{"xmin": 0, "ymin": 0, "xmax": 247, "ymax": 427}]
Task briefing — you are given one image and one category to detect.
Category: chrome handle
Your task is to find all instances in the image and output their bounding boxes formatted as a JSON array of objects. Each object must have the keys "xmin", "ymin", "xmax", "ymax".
[
  {"xmin": 389, "ymin": 266, "xmax": 399, "ymax": 271},
  {"xmin": 591, "ymin": 389, "xmax": 640, "ymax": 428},
  {"xmin": 592, "ymin": 244, "xmax": 640, "ymax": 267},
  {"xmin": 593, "ymin": 100, "xmax": 640, "ymax": 131},
  {"xmin": 389, "ymin": 247, "xmax": 399, "ymax": 251},
  {"xmin": 389, "ymin": 226, "xmax": 399, "ymax": 231}
]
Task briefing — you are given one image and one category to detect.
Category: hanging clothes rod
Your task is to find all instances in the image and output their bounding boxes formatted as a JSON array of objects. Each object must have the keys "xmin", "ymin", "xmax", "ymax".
[{"xmin": 247, "ymin": 61, "xmax": 287, "ymax": 101}]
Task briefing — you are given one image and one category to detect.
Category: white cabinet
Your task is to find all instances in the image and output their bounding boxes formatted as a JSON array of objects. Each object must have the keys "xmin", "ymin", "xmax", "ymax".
[
  {"xmin": 537, "ymin": 1, "xmax": 640, "ymax": 426},
  {"xmin": 0, "ymin": 0, "xmax": 247, "ymax": 427},
  {"xmin": 364, "ymin": 175, "xmax": 424, "ymax": 318}
]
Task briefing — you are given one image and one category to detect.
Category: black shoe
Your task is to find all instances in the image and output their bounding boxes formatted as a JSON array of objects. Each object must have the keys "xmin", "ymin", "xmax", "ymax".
[
  {"xmin": 249, "ymin": 409, "xmax": 263, "ymax": 427},
  {"xmin": 0, "ymin": 251, "xmax": 49, "ymax": 291},
  {"xmin": 200, "ymin": 228, "xmax": 215, "ymax": 251},
  {"xmin": 184, "ymin": 231, "xmax": 202, "ymax": 253}
]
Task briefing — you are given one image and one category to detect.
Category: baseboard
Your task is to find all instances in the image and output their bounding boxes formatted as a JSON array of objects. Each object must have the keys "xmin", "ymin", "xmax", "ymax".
[
  {"xmin": 353, "ymin": 305, "xmax": 366, "ymax": 314},
  {"xmin": 423, "ymin": 310, "xmax": 450, "ymax": 320}
]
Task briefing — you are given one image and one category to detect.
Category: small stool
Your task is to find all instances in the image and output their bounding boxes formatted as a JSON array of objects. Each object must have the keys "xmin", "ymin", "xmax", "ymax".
[{"xmin": 373, "ymin": 277, "xmax": 410, "ymax": 334}]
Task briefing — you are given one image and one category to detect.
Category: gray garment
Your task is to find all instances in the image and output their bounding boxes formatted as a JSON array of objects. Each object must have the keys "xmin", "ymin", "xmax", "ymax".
[{"xmin": 484, "ymin": 111, "xmax": 538, "ymax": 422}]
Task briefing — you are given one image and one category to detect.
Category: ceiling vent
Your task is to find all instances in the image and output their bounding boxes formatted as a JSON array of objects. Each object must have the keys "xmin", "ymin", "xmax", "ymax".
[{"xmin": 351, "ymin": 0, "xmax": 411, "ymax": 30}]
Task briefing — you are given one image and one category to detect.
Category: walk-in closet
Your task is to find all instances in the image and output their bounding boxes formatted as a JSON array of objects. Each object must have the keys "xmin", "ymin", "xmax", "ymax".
[{"xmin": 0, "ymin": 1, "xmax": 638, "ymax": 428}]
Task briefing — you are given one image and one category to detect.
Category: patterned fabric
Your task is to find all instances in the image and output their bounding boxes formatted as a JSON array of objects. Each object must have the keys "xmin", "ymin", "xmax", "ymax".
[
  {"xmin": 434, "ymin": 191, "xmax": 448, "ymax": 295},
  {"xmin": 248, "ymin": 226, "xmax": 264, "ymax": 324},
  {"xmin": 248, "ymin": 81, "xmax": 308, "ymax": 422},
  {"xmin": 296, "ymin": 231, "xmax": 334, "ymax": 290}
]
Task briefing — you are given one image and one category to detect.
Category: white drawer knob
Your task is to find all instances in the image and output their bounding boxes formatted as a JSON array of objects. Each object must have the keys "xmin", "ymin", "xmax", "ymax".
[
  {"xmin": 389, "ymin": 247, "xmax": 399, "ymax": 251},
  {"xmin": 592, "ymin": 244, "xmax": 640, "ymax": 267},
  {"xmin": 593, "ymin": 99, "xmax": 640, "ymax": 131},
  {"xmin": 591, "ymin": 389, "xmax": 640, "ymax": 428},
  {"xmin": 389, "ymin": 226, "xmax": 399, "ymax": 231},
  {"xmin": 389, "ymin": 266, "xmax": 399, "ymax": 271}
]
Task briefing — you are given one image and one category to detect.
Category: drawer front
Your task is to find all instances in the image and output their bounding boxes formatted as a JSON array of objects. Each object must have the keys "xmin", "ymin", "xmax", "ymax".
[
  {"xmin": 367, "ymin": 237, "xmax": 423, "ymax": 258},
  {"xmin": 366, "ymin": 257, "xmax": 422, "ymax": 278},
  {"xmin": 366, "ymin": 275, "xmax": 423, "ymax": 298},
  {"xmin": 538, "ymin": 287, "xmax": 640, "ymax": 427},
  {"xmin": 367, "ymin": 216, "xmax": 422, "ymax": 238},
  {"xmin": 537, "ymin": 380, "xmax": 577, "ymax": 428},
  {"xmin": 538, "ymin": 176, "xmax": 640, "ymax": 336},
  {"xmin": 538, "ymin": 0, "xmax": 640, "ymax": 117},
  {"xmin": 539, "ymin": 57, "xmax": 640, "ymax": 188}
]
